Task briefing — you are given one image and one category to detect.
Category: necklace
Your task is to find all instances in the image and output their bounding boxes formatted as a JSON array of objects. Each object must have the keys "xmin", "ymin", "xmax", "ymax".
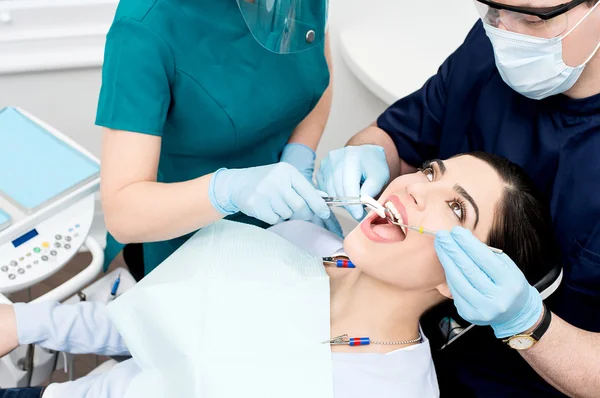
[{"xmin": 324, "ymin": 332, "xmax": 422, "ymax": 347}]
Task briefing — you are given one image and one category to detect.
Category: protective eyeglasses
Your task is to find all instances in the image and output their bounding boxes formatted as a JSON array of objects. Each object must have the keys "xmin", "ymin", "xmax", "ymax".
[{"xmin": 473, "ymin": 0, "xmax": 591, "ymax": 38}]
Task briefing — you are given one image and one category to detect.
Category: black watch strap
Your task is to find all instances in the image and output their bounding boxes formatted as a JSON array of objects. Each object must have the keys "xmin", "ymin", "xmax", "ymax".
[{"xmin": 531, "ymin": 304, "xmax": 552, "ymax": 341}]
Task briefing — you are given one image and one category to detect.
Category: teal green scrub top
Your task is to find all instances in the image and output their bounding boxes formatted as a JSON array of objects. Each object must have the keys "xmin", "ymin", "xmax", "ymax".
[{"xmin": 96, "ymin": 0, "xmax": 330, "ymax": 275}]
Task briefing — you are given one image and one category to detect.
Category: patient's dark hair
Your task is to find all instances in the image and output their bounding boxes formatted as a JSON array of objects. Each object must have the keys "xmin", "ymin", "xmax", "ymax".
[{"xmin": 461, "ymin": 152, "xmax": 558, "ymax": 284}]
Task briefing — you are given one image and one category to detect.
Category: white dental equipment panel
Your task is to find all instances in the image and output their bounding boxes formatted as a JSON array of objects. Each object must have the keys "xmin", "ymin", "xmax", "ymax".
[{"xmin": 0, "ymin": 107, "xmax": 100, "ymax": 294}]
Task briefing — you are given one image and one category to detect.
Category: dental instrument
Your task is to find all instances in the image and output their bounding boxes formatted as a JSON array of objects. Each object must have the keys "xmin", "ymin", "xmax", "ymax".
[
  {"xmin": 322, "ymin": 257, "xmax": 355, "ymax": 268},
  {"xmin": 323, "ymin": 195, "xmax": 387, "ymax": 218},
  {"xmin": 325, "ymin": 332, "xmax": 422, "ymax": 347},
  {"xmin": 384, "ymin": 209, "xmax": 503, "ymax": 254}
]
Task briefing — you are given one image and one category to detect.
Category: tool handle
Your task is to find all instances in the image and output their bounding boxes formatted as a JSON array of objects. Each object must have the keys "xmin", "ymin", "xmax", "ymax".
[{"xmin": 405, "ymin": 224, "xmax": 504, "ymax": 254}]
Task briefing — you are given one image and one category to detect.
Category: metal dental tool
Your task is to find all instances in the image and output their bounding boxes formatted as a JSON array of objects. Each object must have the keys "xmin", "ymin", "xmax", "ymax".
[
  {"xmin": 323, "ymin": 195, "xmax": 387, "ymax": 218},
  {"xmin": 384, "ymin": 208, "xmax": 504, "ymax": 254}
]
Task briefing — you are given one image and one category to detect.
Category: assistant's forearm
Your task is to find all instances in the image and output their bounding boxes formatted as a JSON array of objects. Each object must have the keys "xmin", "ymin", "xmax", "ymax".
[
  {"xmin": 347, "ymin": 124, "xmax": 404, "ymax": 179},
  {"xmin": 103, "ymin": 174, "xmax": 223, "ymax": 244},
  {"xmin": 520, "ymin": 313, "xmax": 600, "ymax": 397},
  {"xmin": 0, "ymin": 305, "xmax": 19, "ymax": 357},
  {"xmin": 288, "ymin": 83, "xmax": 332, "ymax": 151}
]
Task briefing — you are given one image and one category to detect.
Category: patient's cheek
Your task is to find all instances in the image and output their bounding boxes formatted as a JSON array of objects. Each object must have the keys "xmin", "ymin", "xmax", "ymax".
[{"xmin": 342, "ymin": 231, "xmax": 368, "ymax": 265}]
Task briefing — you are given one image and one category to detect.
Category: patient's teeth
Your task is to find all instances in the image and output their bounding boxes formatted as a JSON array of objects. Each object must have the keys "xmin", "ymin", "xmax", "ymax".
[
  {"xmin": 398, "ymin": 216, "xmax": 407, "ymax": 235},
  {"xmin": 385, "ymin": 202, "xmax": 407, "ymax": 236},
  {"xmin": 385, "ymin": 202, "xmax": 397, "ymax": 219},
  {"xmin": 385, "ymin": 202, "xmax": 406, "ymax": 235}
]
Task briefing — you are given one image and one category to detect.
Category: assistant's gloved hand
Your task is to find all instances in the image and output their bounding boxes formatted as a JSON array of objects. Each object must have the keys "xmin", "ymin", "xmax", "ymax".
[
  {"xmin": 316, "ymin": 145, "xmax": 389, "ymax": 220},
  {"xmin": 280, "ymin": 143, "xmax": 344, "ymax": 237},
  {"xmin": 434, "ymin": 227, "xmax": 543, "ymax": 339},
  {"xmin": 209, "ymin": 163, "xmax": 330, "ymax": 225},
  {"xmin": 280, "ymin": 143, "xmax": 316, "ymax": 183}
]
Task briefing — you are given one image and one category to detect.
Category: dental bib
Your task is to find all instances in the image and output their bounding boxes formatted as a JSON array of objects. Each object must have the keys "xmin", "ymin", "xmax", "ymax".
[{"xmin": 106, "ymin": 220, "xmax": 334, "ymax": 398}]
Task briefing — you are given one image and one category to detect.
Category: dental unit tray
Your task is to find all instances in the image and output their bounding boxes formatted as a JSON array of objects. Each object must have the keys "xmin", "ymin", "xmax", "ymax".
[{"xmin": 0, "ymin": 107, "xmax": 103, "ymax": 296}]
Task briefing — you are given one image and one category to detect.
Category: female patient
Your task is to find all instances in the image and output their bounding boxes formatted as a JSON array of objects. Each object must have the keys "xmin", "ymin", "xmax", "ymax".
[{"xmin": 0, "ymin": 152, "xmax": 555, "ymax": 398}]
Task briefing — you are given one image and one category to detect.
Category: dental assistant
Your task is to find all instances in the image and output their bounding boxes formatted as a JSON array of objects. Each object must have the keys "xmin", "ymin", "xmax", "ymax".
[
  {"xmin": 317, "ymin": 0, "xmax": 600, "ymax": 396},
  {"xmin": 97, "ymin": 0, "xmax": 335, "ymax": 277}
]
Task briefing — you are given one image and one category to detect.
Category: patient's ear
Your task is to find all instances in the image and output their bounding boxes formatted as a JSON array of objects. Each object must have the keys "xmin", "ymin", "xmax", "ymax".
[{"xmin": 435, "ymin": 282, "xmax": 452, "ymax": 299}]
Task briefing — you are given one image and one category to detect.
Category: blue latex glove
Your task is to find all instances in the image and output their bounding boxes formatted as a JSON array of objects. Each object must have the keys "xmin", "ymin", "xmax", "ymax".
[
  {"xmin": 209, "ymin": 163, "xmax": 330, "ymax": 225},
  {"xmin": 434, "ymin": 227, "xmax": 543, "ymax": 339},
  {"xmin": 280, "ymin": 143, "xmax": 316, "ymax": 183},
  {"xmin": 316, "ymin": 145, "xmax": 389, "ymax": 220},
  {"xmin": 280, "ymin": 143, "xmax": 344, "ymax": 237}
]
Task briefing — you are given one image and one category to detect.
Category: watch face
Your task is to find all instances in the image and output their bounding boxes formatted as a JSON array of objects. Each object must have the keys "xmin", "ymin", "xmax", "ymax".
[{"xmin": 508, "ymin": 336, "xmax": 535, "ymax": 350}]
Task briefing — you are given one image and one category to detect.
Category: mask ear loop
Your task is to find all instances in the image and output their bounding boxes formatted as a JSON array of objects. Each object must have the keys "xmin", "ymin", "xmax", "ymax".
[
  {"xmin": 561, "ymin": 0, "xmax": 600, "ymax": 39},
  {"xmin": 560, "ymin": 1, "xmax": 600, "ymax": 66}
]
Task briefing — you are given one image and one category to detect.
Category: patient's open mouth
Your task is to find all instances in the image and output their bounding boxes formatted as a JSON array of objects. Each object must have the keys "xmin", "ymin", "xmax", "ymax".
[
  {"xmin": 360, "ymin": 195, "xmax": 407, "ymax": 243},
  {"xmin": 384, "ymin": 202, "xmax": 407, "ymax": 236}
]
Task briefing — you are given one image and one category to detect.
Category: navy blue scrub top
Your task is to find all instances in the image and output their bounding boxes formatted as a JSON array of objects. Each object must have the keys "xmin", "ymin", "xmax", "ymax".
[{"xmin": 377, "ymin": 21, "xmax": 600, "ymax": 397}]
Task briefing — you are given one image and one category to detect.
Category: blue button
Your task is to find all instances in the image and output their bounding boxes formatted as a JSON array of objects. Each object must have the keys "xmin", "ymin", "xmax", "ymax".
[
  {"xmin": 69, "ymin": 228, "xmax": 73, "ymax": 232},
  {"xmin": 75, "ymin": 224, "xmax": 80, "ymax": 228}
]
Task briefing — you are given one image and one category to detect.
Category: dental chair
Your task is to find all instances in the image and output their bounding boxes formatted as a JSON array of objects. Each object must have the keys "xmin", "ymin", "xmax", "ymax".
[{"xmin": 423, "ymin": 261, "xmax": 563, "ymax": 351}]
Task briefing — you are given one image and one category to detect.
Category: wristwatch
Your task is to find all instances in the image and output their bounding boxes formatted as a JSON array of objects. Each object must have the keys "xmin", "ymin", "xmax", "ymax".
[{"xmin": 503, "ymin": 304, "xmax": 552, "ymax": 350}]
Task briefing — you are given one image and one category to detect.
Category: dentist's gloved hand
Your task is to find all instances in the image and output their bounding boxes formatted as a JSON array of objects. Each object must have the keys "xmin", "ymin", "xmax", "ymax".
[
  {"xmin": 316, "ymin": 145, "xmax": 389, "ymax": 220},
  {"xmin": 280, "ymin": 143, "xmax": 344, "ymax": 237},
  {"xmin": 280, "ymin": 143, "xmax": 316, "ymax": 183},
  {"xmin": 209, "ymin": 163, "xmax": 330, "ymax": 225},
  {"xmin": 434, "ymin": 227, "xmax": 543, "ymax": 339}
]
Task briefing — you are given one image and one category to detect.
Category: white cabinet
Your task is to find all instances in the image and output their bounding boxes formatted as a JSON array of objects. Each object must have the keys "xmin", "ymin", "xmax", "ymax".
[{"xmin": 0, "ymin": 0, "xmax": 118, "ymax": 74}]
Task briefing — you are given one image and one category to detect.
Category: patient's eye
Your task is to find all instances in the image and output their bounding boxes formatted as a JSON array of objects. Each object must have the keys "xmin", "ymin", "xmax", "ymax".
[
  {"xmin": 447, "ymin": 199, "xmax": 466, "ymax": 222},
  {"xmin": 422, "ymin": 167, "xmax": 434, "ymax": 182}
]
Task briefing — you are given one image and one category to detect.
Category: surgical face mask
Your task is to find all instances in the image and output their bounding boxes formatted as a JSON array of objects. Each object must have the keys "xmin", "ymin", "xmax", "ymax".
[{"xmin": 483, "ymin": 1, "xmax": 600, "ymax": 100}]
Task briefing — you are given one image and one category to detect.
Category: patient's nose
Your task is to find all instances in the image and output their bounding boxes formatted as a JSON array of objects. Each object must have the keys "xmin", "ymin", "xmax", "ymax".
[{"xmin": 405, "ymin": 184, "xmax": 426, "ymax": 211}]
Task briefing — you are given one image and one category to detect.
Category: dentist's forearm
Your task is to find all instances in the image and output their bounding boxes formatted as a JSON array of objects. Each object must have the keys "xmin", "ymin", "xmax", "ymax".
[
  {"xmin": 346, "ymin": 124, "xmax": 409, "ymax": 179},
  {"xmin": 520, "ymin": 313, "xmax": 600, "ymax": 398},
  {"xmin": 102, "ymin": 174, "xmax": 224, "ymax": 244},
  {"xmin": 0, "ymin": 305, "xmax": 19, "ymax": 357}
]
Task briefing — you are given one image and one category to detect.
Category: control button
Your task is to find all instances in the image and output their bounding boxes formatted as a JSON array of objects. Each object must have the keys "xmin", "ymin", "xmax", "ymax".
[
  {"xmin": 68, "ymin": 228, "xmax": 73, "ymax": 232},
  {"xmin": 26, "ymin": 264, "xmax": 31, "ymax": 269},
  {"xmin": 64, "ymin": 244, "xmax": 71, "ymax": 250},
  {"xmin": 75, "ymin": 224, "xmax": 80, "ymax": 228},
  {"xmin": 26, "ymin": 253, "xmax": 31, "ymax": 257},
  {"xmin": 1, "ymin": 266, "xmax": 8, "ymax": 272},
  {"xmin": 74, "ymin": 233, "xmax": 79, "ymax": 238},
  {"xmin": 33, "ymin": 260, "xmax": 39, "ymax": 265},
  {"xmin": 17, "ymin": 268, "xmax": 24, "ymax": 274},
  {"xmin": 50, "ymin": 250, "xmax": 57, "ymax": 256},
  {"xmin": 19, "ymin": 257, "xmax": 24, "ymax": 261},
  {"xmin": 65, "ymin": 236, "xmax": 72, "ymax": 242},
  {"xmin": 33, "ymin": 247, "xmax": 40, "ymax": 253},
  {"xmin": 8, "ymin": 274, "xmax": 16, "ymax": 280},
  {"xmin": 42, "ymin": 242, "xmax": 49, "ymax": 248},
  {"xmin": 55, "ymin": 234, "xmax": 62, "ymax": 240},
  {"xmin": 41, "ymin": 256, "xmax": 48, "ymax": 261},
  {"xmin": 10, "ymin": 260, "xmax": 17, "ymax": 266},
  {"xmin": 54, "ymin": 242, "xmax": 61, "ymax": 248}
]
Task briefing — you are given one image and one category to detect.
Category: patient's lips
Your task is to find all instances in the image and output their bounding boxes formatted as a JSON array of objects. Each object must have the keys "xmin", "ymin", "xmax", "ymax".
[{"xmin": 360, "ymin": 195, "xmax": 407, "ymax": 243}]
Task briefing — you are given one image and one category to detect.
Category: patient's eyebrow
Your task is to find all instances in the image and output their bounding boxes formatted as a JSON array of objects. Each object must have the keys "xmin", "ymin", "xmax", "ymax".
[
  {"xmin": 453, "ymin": 184, "xmax": 479, "ymax": 229},
  {"xmin": 432, "ymin": 159, "xmax": 447, "ymax": 175}
]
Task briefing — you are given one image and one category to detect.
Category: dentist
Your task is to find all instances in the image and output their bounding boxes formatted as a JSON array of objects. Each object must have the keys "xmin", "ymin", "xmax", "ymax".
[
  {"xmin": 96, "ymin": 0, "xmax": 338, "ymax": 279},
  {"xmin": 317, "ymin": 0, "xmax": 600, "ymax": 396}
]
